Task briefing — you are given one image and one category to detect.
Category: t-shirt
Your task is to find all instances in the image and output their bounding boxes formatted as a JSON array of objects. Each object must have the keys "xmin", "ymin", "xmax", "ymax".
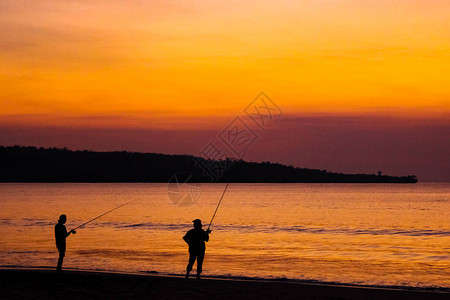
[
  {"xmin": 184, "ymin": 228, "xmax": 209, "ymax": 252},
  {"xmin": 55, "ymin": 223, "xmax": 68, "ymax": 247}
]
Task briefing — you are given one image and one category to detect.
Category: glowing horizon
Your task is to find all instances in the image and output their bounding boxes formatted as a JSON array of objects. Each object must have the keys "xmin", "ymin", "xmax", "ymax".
[
  {"xmin": 1, "ymin": 0, "xmax": 449, "ymax": 181},
  {"xmin": 1, "ymin": 0, "xmax": 450, "ymax": 128}
]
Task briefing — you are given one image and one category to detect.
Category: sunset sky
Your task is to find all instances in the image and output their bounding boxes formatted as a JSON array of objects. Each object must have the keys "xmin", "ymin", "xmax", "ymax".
[{"xmin": 1, "ymin": 0, "xmax": 449, "ymax": 181}]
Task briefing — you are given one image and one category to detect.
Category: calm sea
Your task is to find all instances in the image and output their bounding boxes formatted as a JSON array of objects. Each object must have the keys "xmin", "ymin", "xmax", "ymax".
[{"xmin": 0, "ymin": 183, "xmax": 449, "ymax": 288}]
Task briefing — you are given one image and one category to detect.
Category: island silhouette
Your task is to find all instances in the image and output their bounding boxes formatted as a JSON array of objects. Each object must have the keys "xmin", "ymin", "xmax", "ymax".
[{"xmin": 0, "ymin": 146, "xmax": 418, "ymax": 183}]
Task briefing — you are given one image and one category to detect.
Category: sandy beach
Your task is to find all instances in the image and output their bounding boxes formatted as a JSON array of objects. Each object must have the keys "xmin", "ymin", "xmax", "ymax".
[{"xmin": 0, "ymin": 268, "xmax": 448, "ymax": 300}]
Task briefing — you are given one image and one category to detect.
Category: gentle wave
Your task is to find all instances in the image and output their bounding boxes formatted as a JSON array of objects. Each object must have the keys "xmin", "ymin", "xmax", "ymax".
[{"xmin": 7, "ymin": 218, "xmax": 450, "ymax": 237}]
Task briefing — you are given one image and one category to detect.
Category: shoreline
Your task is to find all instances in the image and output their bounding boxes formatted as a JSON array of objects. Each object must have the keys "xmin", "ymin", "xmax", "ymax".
[
  {"xmin": 3, "ymin": 266, "xmax": 449, "ymax": 293},
  {"xmin": 1, "ymin": 268, "xmax": 448, "ymax": 299}
]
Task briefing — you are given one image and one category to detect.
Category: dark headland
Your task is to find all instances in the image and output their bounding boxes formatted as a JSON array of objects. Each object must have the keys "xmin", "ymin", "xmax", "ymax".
[{"xmin": 0, "ymin": 146, "xmax": 418, "ymax": 183}]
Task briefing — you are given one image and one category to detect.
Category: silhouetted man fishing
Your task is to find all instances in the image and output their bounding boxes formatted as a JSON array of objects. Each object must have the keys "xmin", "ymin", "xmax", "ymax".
[
  {"xmin": 55, "ymin": 214, "xmax": 76, "ymax": 272},
  {"xmin": 183, "ymin": 219, "xmax": 211, "ymax": 279}
]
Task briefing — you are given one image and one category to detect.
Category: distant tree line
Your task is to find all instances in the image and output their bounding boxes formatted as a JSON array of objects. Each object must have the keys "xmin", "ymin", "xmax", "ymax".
[{"xmin": 0, "ymin": 146, "xmax": 418, "ymax": 183}]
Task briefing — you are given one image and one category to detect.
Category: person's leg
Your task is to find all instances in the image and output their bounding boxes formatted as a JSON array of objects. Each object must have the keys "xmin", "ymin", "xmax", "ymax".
[
  {"xmin": 57, "ymin": 255, "xmax": 64, "ymax": 271},
  {"xmin": 56, "ymin": 246, "xmax": 65, "ymax": 271},
  {"xmin": 186, "ymin": 252, "xmax": 196, "ymax": 278},
  {"xmin": 196, "ymin": 251, "xmax": 205, "ymax": 279}
]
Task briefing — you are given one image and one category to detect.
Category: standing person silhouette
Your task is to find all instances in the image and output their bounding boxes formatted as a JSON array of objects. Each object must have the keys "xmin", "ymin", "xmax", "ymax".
[
  {"xmin": 183, "ymin": 219, "xmax": 211, "ymax": 279},
  {"xmin": 55, "ymin": 214, "xmax": 76, "ymax": 272}
]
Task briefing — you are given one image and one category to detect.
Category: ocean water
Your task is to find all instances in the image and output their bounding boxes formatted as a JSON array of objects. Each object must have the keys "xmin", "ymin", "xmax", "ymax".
[{"xmin": 0, "ymin": 183, "xmax": 449, "ymax": 288}]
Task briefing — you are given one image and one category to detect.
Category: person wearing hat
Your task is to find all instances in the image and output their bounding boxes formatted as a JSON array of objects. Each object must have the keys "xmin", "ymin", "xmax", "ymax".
[
  {"xmin": 183, "ymin": 219, "xmax": 211, "ymax": 279},
  {"xmin": 55, "ymin": 214, "xmax": 76, "ymax": 272}
]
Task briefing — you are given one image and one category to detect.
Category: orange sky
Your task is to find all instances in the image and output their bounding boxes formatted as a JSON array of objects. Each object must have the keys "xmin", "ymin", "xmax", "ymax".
[
  {"xmin": 1, "ymin": 1, "xmax": 449, "ymax": 181},
  {"xmin": 1, "ymin": 0, "xmax": 449, "ymax": 129}
]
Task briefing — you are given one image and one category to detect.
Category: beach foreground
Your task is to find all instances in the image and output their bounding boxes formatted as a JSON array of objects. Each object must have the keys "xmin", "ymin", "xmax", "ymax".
[{"xmin": 0, "ymin": 269, "xmax": 448, "ymax": 300}]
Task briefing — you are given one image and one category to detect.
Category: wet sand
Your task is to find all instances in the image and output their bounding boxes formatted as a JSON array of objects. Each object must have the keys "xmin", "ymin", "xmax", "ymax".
[{"xmin": 0, "ymin": 269, "xmax": 448, "ymax": 300}]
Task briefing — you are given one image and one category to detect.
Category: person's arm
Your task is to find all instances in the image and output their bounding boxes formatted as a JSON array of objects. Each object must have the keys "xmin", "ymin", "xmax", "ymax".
[
  {"xmin": 65, "ymin": 227, "xmax": 76, "ymax": 237},
  {"xmin": 183, "ymin": 232, "xmax": 190, "ymax": 245},
  {"xmin": 204, "ymin": 230, "xmax": 210, "ymax": 242}
]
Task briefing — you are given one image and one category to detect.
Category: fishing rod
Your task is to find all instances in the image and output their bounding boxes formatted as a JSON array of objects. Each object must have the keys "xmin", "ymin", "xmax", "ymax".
[
  {"xmin": 72, "ymin": 201, "xmax": 131, "ymax": 231},
  {"xmin": 207, "ymin": 182, "xmax": 230, "ymax": 232}
]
